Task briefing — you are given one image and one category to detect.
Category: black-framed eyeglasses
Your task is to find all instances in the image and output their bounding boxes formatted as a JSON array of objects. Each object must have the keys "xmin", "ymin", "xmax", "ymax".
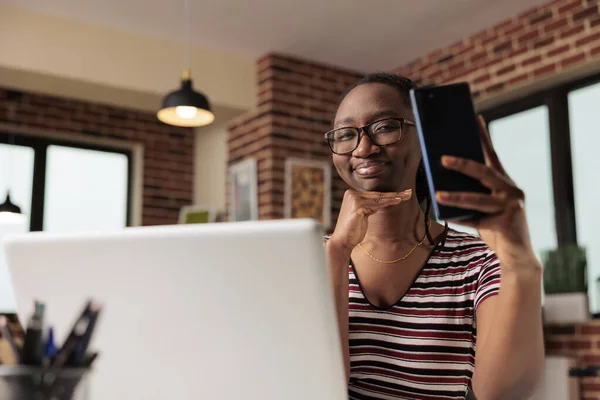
[{"xmin": 324, "ymin": 117, "xmax": 415, "ymax": 155}]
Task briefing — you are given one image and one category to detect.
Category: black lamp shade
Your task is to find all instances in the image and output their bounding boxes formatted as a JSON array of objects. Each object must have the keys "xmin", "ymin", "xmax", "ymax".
[
  {"xmin": 0, "ymin": 193, "xmax": 21, "ymax": 214},
  {"xmin": 157, "ymin": 79, "xmax": 215, "ymax": 127}
]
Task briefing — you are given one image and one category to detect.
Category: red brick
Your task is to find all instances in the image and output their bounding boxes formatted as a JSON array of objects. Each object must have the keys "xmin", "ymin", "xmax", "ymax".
[
  {"xmin": 509, "ymin": 73, "xmax": 530, "ymax": 85},
  {"xmin": 534, "ymin": 37, "xmax": 555, "ymax": 48},
  {"xmin": 470, "ymin": 50, "xmax": 488, "ymax": 63},
  {"xmin": 473, "ymin": 74, "xmax": 491, "ymax": 84},
  {"xmin": 496, "ymin": 64, "xmax": 517, "ymax": 76},
  {"xmin": 591, "ymin": 15, "xmax": 600, "ymax": 27},
  {"xmin": 505, "ymin": 23, "xmax": 525, "ymax": 36},
  {"xmin": 486, "ymin": 82, "xmax": 505, "ymax": 94},
  {"xmin": 592, "ymin": 44, "xmax": 600, "ymax": 56},
  {"xmin": 582, "ymin": 325, "xmax": 600, "ymax": 335},
  {"xmin": 493, "ymin": 18, "xmax": 516, "ymax": 33},
  {"xmin": 558, "ymin": 0, "xmax": 584, "ymax": 14},
  {"xmin": 583, "ymin": 382, "xmax": 600, "ymax": 392},
  {"xmin": 481, "ymin": 35, "xmax": 498, "ymax": 46},
  {"xmin": 518, "ymin": 29, "xmax": 541, "ymax": 43},
  {"xmin": 569, "ymin": 339, "xmax": 593, "ymax": 349},
  {"xmin": 561, "ymin": 24, "xmax": 586, "ymax": 38},
  {"xmin": 448, "ymin": 60, "xmax": 464, "ymax": 72},
  {"xmin": 485, "ymin": 58, "xmax": 503, "ymax": 68},
  {"xmin": 582, "ymin": 354, "xmax": 600, "ymax": 364},
  {"xmin": 529, "ymin": 10, "xmax": 554, "ymax": 25},
  {"xmin": 548, "ymin": 44, "xmax": 571, "ymax": 57},
  {"xmin": 508, "ymin": 47, "xmax": 529, "ymax": 58},
  {"xmin": 573, "ymin": 4, "xmax": 600, "ymax": 21},
  {"xmin": 576, "ymin": 32, "xmax": 600, "ymax": 46},
  {"xmin": 561, "ymin": 52, "xmax": 587, "ymax": 67},
  {"xmin": 522, "ymin": 54, "xmax": 543, "ymax": 66},
  {"xmin": 534, "ymin": 63, "xmax": 558, "ymax": 77},
  {"xmin": 544, "ymin": 16, "xmax": 569, "ymax": 32}
]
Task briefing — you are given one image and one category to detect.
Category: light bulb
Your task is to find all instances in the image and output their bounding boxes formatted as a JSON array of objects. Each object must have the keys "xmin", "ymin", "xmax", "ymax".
[
  {"xmin": 175, "ymin": 106, "xmax": 198, "ymax": 119},
  {"xmin": 0, "ymin": 211, "xmax": 26, "ymax": 225}
]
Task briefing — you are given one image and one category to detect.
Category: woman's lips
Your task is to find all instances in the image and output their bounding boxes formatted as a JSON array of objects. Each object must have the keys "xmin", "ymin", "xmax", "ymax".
[{"xmin": 354, "ymin": 161, "xmax": 387, "ymax": 178}]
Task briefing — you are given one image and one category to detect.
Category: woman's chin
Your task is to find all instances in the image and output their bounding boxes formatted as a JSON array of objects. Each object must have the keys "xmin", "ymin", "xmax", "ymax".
[{"xmin": 353, "ymin": 179, "xmax": 402, "ymax": 193}]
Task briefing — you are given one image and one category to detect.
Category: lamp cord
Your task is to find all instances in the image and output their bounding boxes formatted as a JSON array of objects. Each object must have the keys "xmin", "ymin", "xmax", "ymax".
[
  {"xmin": 184, "ymin": 0, "xmax": 192, "ymax": 73},
  {"xmin": 5, "ymin": 106, "xmax": 16, "ymax": 198}
]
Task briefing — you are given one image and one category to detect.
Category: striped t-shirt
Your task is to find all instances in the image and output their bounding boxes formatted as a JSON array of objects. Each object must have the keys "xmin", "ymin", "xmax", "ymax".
[{"xmin": 348, "ymin": 229, "xmax": 501, "ymax": 400}]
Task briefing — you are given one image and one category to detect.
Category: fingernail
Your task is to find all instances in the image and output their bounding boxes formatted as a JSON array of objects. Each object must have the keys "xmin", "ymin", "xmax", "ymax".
[
  {"xmin": 441, "ymin": 155, "xmax": 455, "ymax": 167},
  {"xmin": 436, "ymin": 191, "xmax": 450, "ymax": 201}
]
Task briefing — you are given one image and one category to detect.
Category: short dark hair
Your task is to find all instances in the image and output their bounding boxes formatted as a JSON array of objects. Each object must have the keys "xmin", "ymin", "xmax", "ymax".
[
  {"xmin": 338, "ymin": 72, "xmax": 415, "ymax": 109},
  {"xmin": 336, "ymin": 72, "xmax": 436, "ymax": 244}
]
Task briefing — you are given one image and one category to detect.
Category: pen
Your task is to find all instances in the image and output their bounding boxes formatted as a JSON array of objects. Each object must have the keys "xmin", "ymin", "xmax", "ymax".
[
  {"xmin": 82, "ymin": 351, "xmax": 99, "ymax": 368},
  {"xmin": 21, "ymin": 300, "xmax": 45, "ymax": 366},
  {"xmin": 51, "ymin": 301, "xmax": 99, "ymax": 369},
  {"xmin": 69, "ymin": 305, "xmax": 101, "ymax": 367},
  {"xmin": 43, "ymin": 326, "xmax": 57, "ymax": 367},
  {"xmin": 0, "ymin": 316, "xmax": 19, "ymax": 364}
]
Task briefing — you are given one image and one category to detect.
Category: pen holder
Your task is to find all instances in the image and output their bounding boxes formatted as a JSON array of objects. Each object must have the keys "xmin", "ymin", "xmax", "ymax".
[{"xmin": 0, "ymin": 366, "xmax": 91, "ymax": 400}]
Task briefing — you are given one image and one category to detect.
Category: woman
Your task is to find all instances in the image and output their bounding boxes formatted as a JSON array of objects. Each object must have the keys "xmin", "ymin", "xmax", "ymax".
[{"xmin": 325, "ymin": 73, "xmax": 544, "ymax": 400}]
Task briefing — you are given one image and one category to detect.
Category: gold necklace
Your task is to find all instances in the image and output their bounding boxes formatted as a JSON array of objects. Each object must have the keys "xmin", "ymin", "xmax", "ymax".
[{"xmin": 358, "ymin": 220, "xmax": 432, "ymax": 264}]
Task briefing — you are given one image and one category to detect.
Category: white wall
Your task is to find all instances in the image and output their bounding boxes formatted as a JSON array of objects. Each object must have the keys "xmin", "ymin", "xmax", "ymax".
[{"xmin": 193, "ymin": 115, "xmax": 242, "ymax": 215}]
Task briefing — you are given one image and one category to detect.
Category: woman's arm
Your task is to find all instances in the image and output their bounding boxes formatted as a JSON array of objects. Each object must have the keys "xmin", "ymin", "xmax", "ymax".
[
  {"xmin": 324, "ymin": 189, "xmax": 412, "ymax": 382},
  {"xmin": 472, "ymin": 262, "xmax": 544, "ymax": 400},
  {"xmin": 435, "ymin": 116, "xmax": 545, "ymax": 399},
  {"xmin": 326, "ymin": 239, "xmax": 352, "ymax": 381}
]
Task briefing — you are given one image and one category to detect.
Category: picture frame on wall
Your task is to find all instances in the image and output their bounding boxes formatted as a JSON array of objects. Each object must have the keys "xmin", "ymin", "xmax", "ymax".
[
  {"xmin": 284, "ymin": 157, "xmax": 331, "ymax": 229},
  {"xmin": 228, "ymin": 158, "xmax": 258, "ymax": 222},
  {"xmin": 178, "ymin": 205, "xmax": 217, "ymax": 224}
]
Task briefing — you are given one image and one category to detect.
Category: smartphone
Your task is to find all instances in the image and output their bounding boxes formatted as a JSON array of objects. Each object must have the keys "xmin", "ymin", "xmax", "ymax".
[{"xmin": 409, "ymin": 82, "xmax": 491, "ymax": 221}]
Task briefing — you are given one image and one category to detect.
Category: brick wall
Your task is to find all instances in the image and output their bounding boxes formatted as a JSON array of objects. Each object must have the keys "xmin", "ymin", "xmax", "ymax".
[
  {"xmin": 228, "ymin": 54, "xmax": 362, "ymax": 223},
  {"xmin": 393, "ymin": 0, "xmax": 600, "ymax": 102},
  {"xmin": 0, "ymin": 88, "xmax": 194, "ymax": 226},
  {"xmin": 546, "ymin": 322, "xmax": 600, "ymax": 399}
]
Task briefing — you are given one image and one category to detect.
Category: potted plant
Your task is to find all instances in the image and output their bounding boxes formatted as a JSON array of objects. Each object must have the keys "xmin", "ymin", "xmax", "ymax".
[{"xmin": 542, "ymin": 244, "xmax": 588, "ymax": 324}]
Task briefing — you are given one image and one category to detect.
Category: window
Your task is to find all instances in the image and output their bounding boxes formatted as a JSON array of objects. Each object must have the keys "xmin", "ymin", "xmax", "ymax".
[
  {"xmin": 0, "ymin": 143, "xmax": 34, "ymax": 313},
  {"xmin": 44, "ymin": 146, "xmax": 129, "ymax": 232},
  {"xmin": 568, "ymin": 82, "xmax": 600, "ymax": 311},
  {"xmin": 0, "ymin": 133, "xmax": 132, "ymax": 313},
  {"xmin": 488, "ymin": 106, "xmax": 556, "ymax": 260},
  {"xmin": 482, "ymin": 73, "xmax": 600, "ymax": 313},
  {"xmin": 0, "ymin": 133, "xmax": 132, "ymax": 232}
]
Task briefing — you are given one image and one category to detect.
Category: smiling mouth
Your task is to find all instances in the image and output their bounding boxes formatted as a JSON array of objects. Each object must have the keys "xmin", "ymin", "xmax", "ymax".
[{"xmin": 354, "ymin": 162, "xmax": 388, "ymax": 178}]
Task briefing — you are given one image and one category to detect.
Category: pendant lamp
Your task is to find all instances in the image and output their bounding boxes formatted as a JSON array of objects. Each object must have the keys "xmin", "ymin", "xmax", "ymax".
[
  {"xmin": 157, "ymin": 0, "xmax": 215, "ymax": 127},
  {"xmin": 0, "ymin": 191, "xmax": 25, "ymax": 224},
  {"xmin": 0, "ymin": 130, "xmax": 26, "ymax": 224}
]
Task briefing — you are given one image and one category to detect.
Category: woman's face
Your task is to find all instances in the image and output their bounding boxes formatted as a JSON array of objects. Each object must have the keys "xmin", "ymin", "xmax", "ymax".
[{"xmin": 332, "ymin": 83, "xmax": 422, "ymax": 193}]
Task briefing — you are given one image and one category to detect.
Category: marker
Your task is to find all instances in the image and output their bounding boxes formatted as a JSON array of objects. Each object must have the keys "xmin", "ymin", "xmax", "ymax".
[{"xmin": 21, "ymin": 300, "xmax": 45, "ymax": 366}]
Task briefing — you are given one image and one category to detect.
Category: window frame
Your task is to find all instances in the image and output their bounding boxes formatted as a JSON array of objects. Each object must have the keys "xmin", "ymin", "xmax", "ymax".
[
  {"xmin": 480, "ymin": 71, "xmax": 600, "ymax": 247},
  {"xmin": 0, "ymin": 132, "xmax": 133, "ymax": 231}
]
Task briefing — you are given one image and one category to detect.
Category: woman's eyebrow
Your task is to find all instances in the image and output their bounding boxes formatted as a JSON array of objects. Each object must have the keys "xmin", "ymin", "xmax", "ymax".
[{"xmin": 334, "ymin": 110, "xmax": 399, "ymax": 128}]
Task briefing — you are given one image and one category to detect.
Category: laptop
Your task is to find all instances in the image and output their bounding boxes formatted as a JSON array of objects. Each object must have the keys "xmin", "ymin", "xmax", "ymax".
[{"xmin": 3, "ymin": 219, "xmax": 346, "ymax": 400}]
